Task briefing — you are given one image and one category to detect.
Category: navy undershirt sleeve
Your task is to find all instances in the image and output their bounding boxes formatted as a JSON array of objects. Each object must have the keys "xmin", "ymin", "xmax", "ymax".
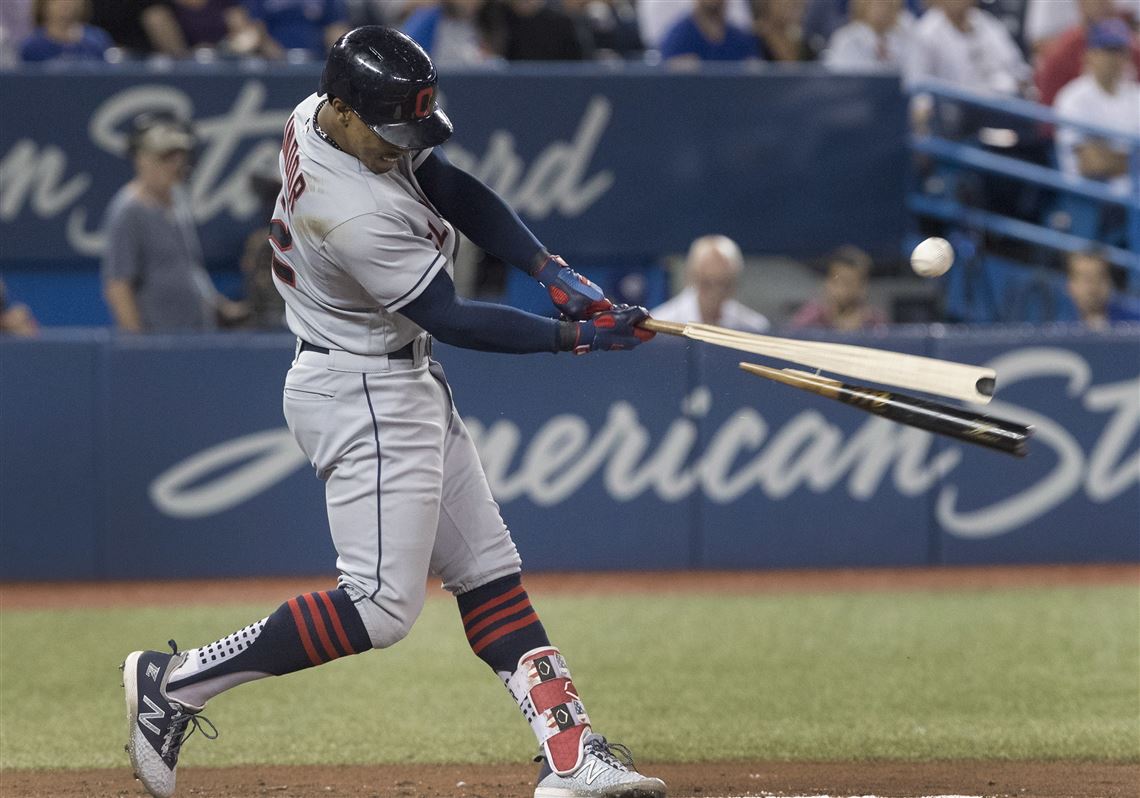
[
  {"xmin": 401, "ymin": 268, "xmax": 570, "ymax": 353},
  {"xmin": 414, "ymin": 148, "xmax": 545, "ymax": 272}
]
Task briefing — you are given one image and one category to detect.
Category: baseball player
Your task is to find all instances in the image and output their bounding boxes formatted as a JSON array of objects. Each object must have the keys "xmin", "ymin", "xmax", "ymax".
[{"xmin": 123, "ymin": 26, "xmax": 665, "ymax": 798}]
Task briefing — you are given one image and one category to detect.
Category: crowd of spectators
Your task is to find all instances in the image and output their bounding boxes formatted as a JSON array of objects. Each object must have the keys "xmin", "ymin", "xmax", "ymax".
[
  {"xmin": 3, "ymin": 0, "xmax": 1128, "ymax": 70},
  {"xmin": 0, "ymin": 1, "xmax": 1135, "ymax": 332}
]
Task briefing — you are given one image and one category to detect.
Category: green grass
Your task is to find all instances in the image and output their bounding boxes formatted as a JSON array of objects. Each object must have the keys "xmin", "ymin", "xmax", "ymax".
[{"xmin": 2, "ymin": 585, "xmax": 1138, "ymax": 769}]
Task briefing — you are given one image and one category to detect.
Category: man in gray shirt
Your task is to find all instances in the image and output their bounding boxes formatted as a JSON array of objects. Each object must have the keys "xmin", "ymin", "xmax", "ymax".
[{"xmin": 102, "ymin": 114, "xmax": 246, "ymax": 332}]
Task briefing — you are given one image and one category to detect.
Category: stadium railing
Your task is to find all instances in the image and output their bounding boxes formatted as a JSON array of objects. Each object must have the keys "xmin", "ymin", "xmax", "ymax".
[{"xmin": 906, "ymin": 80, "xmax": 1140, "ymax": 294}]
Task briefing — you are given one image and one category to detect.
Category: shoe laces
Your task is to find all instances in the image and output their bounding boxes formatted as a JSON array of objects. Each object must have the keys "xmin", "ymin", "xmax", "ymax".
[
  {"xmin": 159, "ymin": 639, "xmax": 218, "ymax": 759},
  {"xmin": 585, "ymin": 735, "xmax": 636, "ymax": 771},
  {"xmin": 161, "ymin": 707, "xmax": 218, "ymax": 759}
]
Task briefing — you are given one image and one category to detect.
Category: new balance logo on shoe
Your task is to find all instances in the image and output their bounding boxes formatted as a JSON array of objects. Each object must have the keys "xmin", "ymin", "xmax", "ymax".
[
  {"xmin": 533, "ymin": 734, "xmax": 667, "ymax": 798},
  {"xmin": 577, "ymin": 759, "xmax": 606, "ymax": 786},
  {"xmin": 138, "ymin": 695, "xmax": 166, "ymax": 735},
  {"xmin": 124, "ymin": 646, "xmax": 219, "ymax": 798}
]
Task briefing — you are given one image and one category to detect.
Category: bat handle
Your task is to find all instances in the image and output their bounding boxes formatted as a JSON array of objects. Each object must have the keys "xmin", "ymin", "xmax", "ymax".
[{"xmin": 639, "ymin": 318, "xmax": 687, "ymax": 336}]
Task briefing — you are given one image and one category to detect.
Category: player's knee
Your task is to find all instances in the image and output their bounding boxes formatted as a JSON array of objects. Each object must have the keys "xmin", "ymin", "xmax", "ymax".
[{"xmin": 350, "ymin": 594, "xmax": 422, "ymax": 650}]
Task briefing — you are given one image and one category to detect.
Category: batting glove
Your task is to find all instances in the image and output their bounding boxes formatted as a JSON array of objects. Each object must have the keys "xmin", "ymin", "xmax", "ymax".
[
  {"xmin": 531, "ymin": 254, "xmax": 612, "ymax": 320},
  {"xmin": 572, "ymin": 305, "xmax": 656, "ymax": 354}
]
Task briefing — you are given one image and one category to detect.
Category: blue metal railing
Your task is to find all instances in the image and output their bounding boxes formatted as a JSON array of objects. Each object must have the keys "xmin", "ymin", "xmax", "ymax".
[{"xmin": 907, "ymin": 80, "xmax": 1140, "ymax": 279}]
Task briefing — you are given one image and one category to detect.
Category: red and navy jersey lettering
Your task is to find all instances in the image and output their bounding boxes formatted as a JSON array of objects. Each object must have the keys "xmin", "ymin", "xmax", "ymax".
[{"xmin": 282, "ymin": 116, "xmax": 306, "ymax": 213}]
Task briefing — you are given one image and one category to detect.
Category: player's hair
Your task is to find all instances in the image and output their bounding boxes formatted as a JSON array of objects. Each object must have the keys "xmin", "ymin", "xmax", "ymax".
[{"xmin": 33, "ymin": 0, "xmax": 92, "ymax": 27}]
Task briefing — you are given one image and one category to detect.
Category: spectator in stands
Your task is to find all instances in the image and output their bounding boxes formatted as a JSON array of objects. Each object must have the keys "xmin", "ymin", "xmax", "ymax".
[
  {"xmin": 752, "ymin": 0, "xmax": 812, "ymax": 62},
  {"xmin": 244, "ymin": 0, "xmax": 349, "ymax": 58},
  {"xmin": 0, "ymin": 0, "xmax": 36, "ymax": 65},
  {"xmin": 823, "ymin": 0, "xmax": 911, "ymax": 72},
  {"xmin": 348, "ymin": 0, "xmax": 433, "ymax": 27},
  {"xmin": 90, "ymin": 0, "xmax": 187, "ymax": 57},
  {"xmin": 102, "ymin": 113, "xmax": 248, "ymax": 333},
  {"xmin": 479, "ymin": 0, "xmax": 591, "ymax": 61},
  {"xmin": 170, "ymin": 0, "xmax": 282, "ymax": 57},
  {"xmin": 1054, "ymin": 19, "xmax": 1140, "ymax": 196},
  {"xmin": 1035, "ymin": 0, "xmax": 1140, "ymax": 106},
  {"xmin": 0, "ymin": 279, "xmax": 39, "ymax": 337},
  {"xmin": 1065, "ymin": 249, "xmax": 1140, "ymax": 327},
  {"xmin": 904, "ymin": 0, "xmax": 1032, "ymax": 96},
  {"xmin": 20, "ymin": 0, "xmax": 113, "ymax": 62},
  {"xmin": 651, "ymin": 235, "xmax": 769, "ymax": 332},
  {"xmin": 402, "ymin": 0, "xmax": 492, "ymax": 65},
  {"xmin": 1025, "ymin": 0, "xmax": 1138, "ymax": 59},
  {"xmin": 637, "ymin": 0, "xmax": 753, "ymax": 54},
  {"xmin": 658, "ymin": 0, "xmax": 762, "ymax": 64},
  {"xmin": 564, "ymin": 0, "xmax": 642, "ymax": 60},
  {"xmin": 789, "ymin": 245, "xmax": 887, "ymax": 330}
]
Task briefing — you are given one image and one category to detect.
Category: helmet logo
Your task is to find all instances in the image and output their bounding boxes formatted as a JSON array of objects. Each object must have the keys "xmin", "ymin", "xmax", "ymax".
[{"xmin": 413, "ymin": 87, "xmax": 435, "ymax": 119}]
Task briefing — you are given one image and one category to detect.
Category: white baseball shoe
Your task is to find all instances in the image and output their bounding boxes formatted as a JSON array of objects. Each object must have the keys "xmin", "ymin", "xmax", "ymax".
[
  {"xmin": 534, "ymin": 733, "xmax": 667, "ymax": 797},
  {"xmin": 122, "ymin": 642, "xmax": 217, "ymax": 798}
]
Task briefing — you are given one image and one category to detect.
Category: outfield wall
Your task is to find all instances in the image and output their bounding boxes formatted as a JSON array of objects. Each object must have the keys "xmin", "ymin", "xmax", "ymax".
[{"xmin": 1, "ymin": 326, "xmax": 1136, "ymax": 580}]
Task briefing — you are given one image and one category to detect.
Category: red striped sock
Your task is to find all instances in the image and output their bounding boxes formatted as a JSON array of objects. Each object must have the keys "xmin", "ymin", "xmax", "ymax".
[
  {"xmin": 458, "ymin": 574, "xmax": 550, "ymax": 672},
  {"xmin": 166, "ymin": 588, "xmax": 373, "ymax": 706}
]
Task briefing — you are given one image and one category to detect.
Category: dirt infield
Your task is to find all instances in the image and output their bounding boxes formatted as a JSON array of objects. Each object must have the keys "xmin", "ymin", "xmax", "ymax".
[
  {"xmin": 3, "ymin": 760, "xmax": 1138, "ymax": 798},
  {"xmin": 3, "ymin": 565, "xmax": 1137, "ymax": 797}
]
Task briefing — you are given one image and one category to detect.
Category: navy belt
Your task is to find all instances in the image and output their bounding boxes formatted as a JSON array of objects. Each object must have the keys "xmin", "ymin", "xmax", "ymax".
[{"xmin": 299, "ymin": 339, "xmax": 418, "ymax": 360}]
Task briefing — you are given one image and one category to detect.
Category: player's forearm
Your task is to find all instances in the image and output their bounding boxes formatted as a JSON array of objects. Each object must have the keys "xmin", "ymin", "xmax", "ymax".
[
  {"xmin": 400, "ymin": 271, "xmax": 571, "ymax": 354},
  {"xmin": 414, "ymin": 150, "xmax": 544, "ymax": 271}
]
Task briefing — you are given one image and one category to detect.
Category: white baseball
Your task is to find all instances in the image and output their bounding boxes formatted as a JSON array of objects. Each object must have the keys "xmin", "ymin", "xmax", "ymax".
[{"xmin": 911, "ymin": 237, "xmax": 954, "ymax": 278}]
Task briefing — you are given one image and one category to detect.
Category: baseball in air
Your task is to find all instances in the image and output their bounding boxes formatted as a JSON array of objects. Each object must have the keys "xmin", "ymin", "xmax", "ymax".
[{"xmin": 910, "ymin": 237, "xmax": 954, "ymax": 278}]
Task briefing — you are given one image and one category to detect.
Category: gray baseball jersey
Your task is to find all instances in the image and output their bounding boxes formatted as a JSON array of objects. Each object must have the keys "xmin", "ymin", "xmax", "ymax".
[
  {"xmin": 271, "ymin": 94, "xmax": 521, "ymax": 646},
  {"xmin": 271, "ymin": 93, "xmax": 460, "ymax": 355}
]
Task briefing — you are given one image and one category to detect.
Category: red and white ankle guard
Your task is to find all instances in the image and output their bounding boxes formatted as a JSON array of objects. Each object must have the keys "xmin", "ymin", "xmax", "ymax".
[{"xmin": 503, "ymin": 647, "xmax": 591, "ymax": 776}]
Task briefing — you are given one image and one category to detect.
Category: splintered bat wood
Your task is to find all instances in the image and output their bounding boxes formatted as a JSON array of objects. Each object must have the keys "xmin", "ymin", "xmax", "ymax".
[{"xmin": 639, "ymin": 318, "xmax": 995, "ymax": 404}]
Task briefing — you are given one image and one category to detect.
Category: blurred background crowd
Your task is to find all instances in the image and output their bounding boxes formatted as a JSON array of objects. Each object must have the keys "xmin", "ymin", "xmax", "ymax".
[{"xmin": 0, "ymin": 0, "xmax": 1137, "ymax": 335}]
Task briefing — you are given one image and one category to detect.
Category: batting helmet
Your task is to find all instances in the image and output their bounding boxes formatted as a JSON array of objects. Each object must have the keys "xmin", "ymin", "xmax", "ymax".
[{"xmin": 320, "ymin": 26, "xmax": 453, "ymax": 150}]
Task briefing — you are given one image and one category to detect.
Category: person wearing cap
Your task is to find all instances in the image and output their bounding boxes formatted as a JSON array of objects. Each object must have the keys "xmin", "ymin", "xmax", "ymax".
[
  {"xmin": 101, "ymin": 114, "xmax": 248, "ymax": 332},
  {"xmin": 1054, "ymin": 18, "xmax": 1140, "ymax": 196},
  {"xmin": 1034, "ymin": 0, "xmax": 1140, "ymax": 107}
]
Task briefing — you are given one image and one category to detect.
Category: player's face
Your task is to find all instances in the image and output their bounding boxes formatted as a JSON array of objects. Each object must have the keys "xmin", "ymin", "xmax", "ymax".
[{"xmin": 343, "ymin": 113, "xmax": 409, "ymax": 175}]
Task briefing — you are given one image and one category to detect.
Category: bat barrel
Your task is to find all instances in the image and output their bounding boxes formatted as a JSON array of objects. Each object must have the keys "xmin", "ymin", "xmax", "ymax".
[
  {"xmin": 845, "ymin": 386, "xmax": 1032, "ymax": 457},
  {"xmin": 739, "ymin": 363, "xmax": 1032, "ymax": 457}
]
